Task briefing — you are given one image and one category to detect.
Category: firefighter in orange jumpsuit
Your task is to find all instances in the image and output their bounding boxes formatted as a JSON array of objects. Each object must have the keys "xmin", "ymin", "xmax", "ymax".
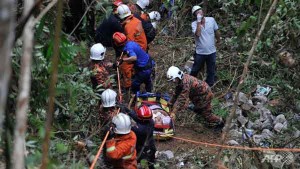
[
  {"xmin": 167, "ymin": 66, "xmax": 224, "ymax": 128},
  {"xmin": 116, "ymin": 4, "xmax": 148, "ymax": 93},
  {"xmin": 105, "ymin": 113, "xmax": 138, "ymax": 169}
]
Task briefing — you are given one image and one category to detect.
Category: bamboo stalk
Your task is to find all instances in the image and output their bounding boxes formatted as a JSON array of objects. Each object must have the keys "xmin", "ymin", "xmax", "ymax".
[{"xmin": 40, "ymin": 0, "xmax": 63, "ymax": 168}]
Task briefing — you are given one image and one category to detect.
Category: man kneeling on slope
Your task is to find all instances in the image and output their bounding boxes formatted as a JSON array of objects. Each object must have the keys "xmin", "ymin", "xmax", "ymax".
[{"xmin": 167, "ymin": 66, "xmax": 224, "ymax": 128}]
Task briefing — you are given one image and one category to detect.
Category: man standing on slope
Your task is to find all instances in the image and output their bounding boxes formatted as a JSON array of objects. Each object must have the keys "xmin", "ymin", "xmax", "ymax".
[{"xmin": 190, "ymin": 5, "xmax": 221, "ymax": 87}]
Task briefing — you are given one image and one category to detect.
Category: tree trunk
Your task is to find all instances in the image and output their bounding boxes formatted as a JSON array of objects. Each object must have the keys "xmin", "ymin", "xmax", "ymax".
[
  {"xmin": 0, "ymin": 0, "xmax": 16, "ymax": 135},
  {"xmin": 12, "ymin": 0, "xmax": 35, "ymax": 168}
]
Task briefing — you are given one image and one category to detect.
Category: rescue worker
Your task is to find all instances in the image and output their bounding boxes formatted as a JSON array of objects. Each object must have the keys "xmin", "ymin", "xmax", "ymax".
[
  {"xmin": 117, "ymin": 4, "xmax": 147, "ymax": 50},
  {"xmin": 95, "ymin": 0, "xmax": 124, "ymax": 58},
  {"xmin": 100, "ymin": 89, "xmax": 118, "ymax": 127},
  {"xmin": 116, "ymin": 4, "xmax": 148, "ymax": 93},
  {"xmin": 166, "ymin": 66, "xmax": 224, "ymax": 128},
  {"xmin": 89, "ymin": 43, "xmax": 113, "ymax": 90},
  {"xmin": 105, "ymin": 113, "xmax": 138, "ymax": 169},
  {"xmin": 130, "ymin": 105, "xmax": 156, "ymax": 169},
  {"xmin": 113, "ymin": 32, "xmax": 154, "ymax": 95},
  {"xmin": 95, "ymin": 0, "xmax": 124, "ymax": 47},
  {"xmin": 128, "ymin": 0, "xmax": 150, "ymax": 20}
]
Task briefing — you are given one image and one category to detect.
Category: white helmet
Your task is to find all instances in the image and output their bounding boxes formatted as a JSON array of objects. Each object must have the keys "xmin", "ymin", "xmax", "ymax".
[
  {"xmin": 117, "ymin": 4, "xmax": 132, "ymax": 19},
  {"xmin": 151, "ymin": 22, "xmax": 157, "ymax": 29},
  {"xmin": 136, "ymin": 0, "xmax": 149, "ymax": 10},
  {"xmin": 148, "ymin": 11, "xmax": 161, "ymax": 21},
  {"xmin": 167, "ymin": 66, "xmax": 183, "ymax": 81},
  {"xmin": 112, "ymin": 113, "xmax": 131, "ymax": 134},
  {"xmin": 101, "ymin": 89, "xmax": 117, "ymax": 107},
  {"xmin": 192, "ymin": 5, "xmax": 202, "ymax": 15},
  {"xmin": 90, "ymin": 43, "xmax": 106, "ymax": 60}
]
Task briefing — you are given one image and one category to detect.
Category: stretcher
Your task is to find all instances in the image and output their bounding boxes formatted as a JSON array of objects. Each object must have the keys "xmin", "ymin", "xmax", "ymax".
[{"xmin": 134, "ymin": 92, "xmax": 175, "ymax": 140}]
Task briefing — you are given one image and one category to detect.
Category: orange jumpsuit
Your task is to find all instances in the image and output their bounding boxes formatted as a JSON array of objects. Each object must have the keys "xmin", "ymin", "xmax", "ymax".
[
  {"xmin": 120, "ymin": 15, "xmax": 147, "ymax": 88},
  {"xmin": 106, "ymin": 131, "xmax": 137, "ymax": 169}
]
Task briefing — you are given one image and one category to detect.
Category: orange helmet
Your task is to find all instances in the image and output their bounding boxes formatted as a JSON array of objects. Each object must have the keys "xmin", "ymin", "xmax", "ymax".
[
  {"xmin": 113, "ymin": 32, "xmax": 127, "ymax": 46},
  {"xmin": 137, "ymin": 105, "xmax": 152, "ymax": 120}
]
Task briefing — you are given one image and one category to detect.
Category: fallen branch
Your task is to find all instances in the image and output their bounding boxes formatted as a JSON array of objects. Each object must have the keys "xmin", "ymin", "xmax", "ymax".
[{"xmin": 214, "ymin": 0, "xmax": 279, "ymax": 166}]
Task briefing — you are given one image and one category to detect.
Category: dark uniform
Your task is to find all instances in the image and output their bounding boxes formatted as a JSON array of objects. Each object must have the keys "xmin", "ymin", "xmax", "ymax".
[{"xmin": 128, "ymin": 110, "xmax": 156, "ymax": 169}]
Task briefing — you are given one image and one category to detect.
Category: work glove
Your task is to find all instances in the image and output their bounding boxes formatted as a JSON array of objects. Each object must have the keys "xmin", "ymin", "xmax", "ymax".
[
  {"xmin": 106, "ymin": 126, "xmax": 115, "ymax": 140},
  {"xmin": 151, "ymin": 22, "xmax": 157, "ymax": 29},
  {"xmin": 149, "ymin": 11, "xmax": 161, "ymax": 21},
  {"xmin": 197, "ymin": 13, "xmax": 203, "ymax": 23},
  {"xmin": 116, "ymin": 58, "xmax": 123, "ymax": 67}
]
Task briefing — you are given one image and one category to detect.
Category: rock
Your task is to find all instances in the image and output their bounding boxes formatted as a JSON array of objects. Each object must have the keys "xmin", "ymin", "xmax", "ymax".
[
  {"xmin": 261, "ymin": 129, "xmax": 273, "ymax": 139},
  {"xmin": 294, "ymin": 130, "xmax": 300, "ymax": 138},
  {"xmin": 237, "ymin": 115, "xmax": 248, "ymax": 127},
  {"xmin": 236, "ymin": 92, "xmax": 248, "ymax": 104},
  {"xmin": 253, "ymin": 119, "xmax": 262, "ymax": 130},
  {"xmin": 241, "ymin": 103, "xmax": 252, "ymax": 111},
  {"xmin": 235, "ymin": 108, "xmax": 242, "ymax": 116},
  {"xmin": 274, "ymin": 123, "xmax": 287, "ymax": 133},
  {"xmin": 176, "ymin": 162, "xmax": 185, "ymax": 168},
  {"xmin": 259, "ymin": 107, "xmax": 273, "ymax": 121},
  {"xmin": 160, "ymin": 150, "xmax": 174, "ymax": 159},
  {"xmin": 273, "ymin": 114, "xmax": 286, "ymax": 125},
  {"xmin": 229, "ymin": 129, "xmax": 243, "ymax": 140},
  {"xmin": 227, "ymin": 140, "xmax": 239, "ymax": 146},
  {"xmin": 246, "ymin": 120, "xmax": 254, "ymax": 129},
  {"xmin": 261, "ymin": 119, "xmax": 273, "ymax": 130},
  {"xmin": 252, "ymin": 95, "xmax": 268, "ymax": 105},
  {"xmin": 253, "ymin": 135, "xmax": 263, "ymax": 144}
]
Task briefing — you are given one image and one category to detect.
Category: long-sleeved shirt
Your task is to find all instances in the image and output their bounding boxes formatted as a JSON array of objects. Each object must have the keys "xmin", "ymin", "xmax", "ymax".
[
  {"xmin": 170, "ymin": 74, "xmax": 213, "ymax": 112},
  {"xmin": 90, "ymin": 61, "xmax": 112, "ymax": 89},
  {"xmin": 106, "ymin": 131, "xmax": 137, "ymax": 169}
]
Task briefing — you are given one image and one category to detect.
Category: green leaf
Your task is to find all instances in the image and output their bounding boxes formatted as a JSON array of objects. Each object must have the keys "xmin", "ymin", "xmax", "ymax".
[{"xmin": 56, "ymin": 142, "xmax": 69, "ymax": 154}]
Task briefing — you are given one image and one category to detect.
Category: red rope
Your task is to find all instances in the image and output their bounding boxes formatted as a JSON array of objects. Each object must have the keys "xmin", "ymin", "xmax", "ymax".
[{"xmin": 171, "ymin": 136, "xmax": 300, "ymax": 152}]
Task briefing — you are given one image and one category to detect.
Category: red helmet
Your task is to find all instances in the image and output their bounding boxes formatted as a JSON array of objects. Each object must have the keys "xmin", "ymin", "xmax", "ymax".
[
  {"xmin": 113, "ymin": 32, "xmax": 127, "ymax": 46},
  {"xmin": 113, "ymin": 0, "xmax": 123, "ymax": 7},
  {"xmin": 137, "ymin": 105, "xmax": 152, "ymax": 120}
]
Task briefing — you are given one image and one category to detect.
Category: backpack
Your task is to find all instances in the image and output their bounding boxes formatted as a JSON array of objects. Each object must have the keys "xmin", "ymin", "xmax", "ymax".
[{"xmin": 134, "ymin": 14, "xmax": 156, "ymax": 44}]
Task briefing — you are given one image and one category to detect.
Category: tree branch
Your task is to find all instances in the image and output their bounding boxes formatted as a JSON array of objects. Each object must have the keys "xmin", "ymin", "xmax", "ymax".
[
  {"xmin": 32, "ymin": 0, "xmax": 58, "ymax": 26},
  {"xmin": 14, "ymin": 0, "xmax": 42, "ymax": 42},
  {"xmin": 40, "ymin": 0, "xmax": 64, "ymax": 168},
  {"xmin": 12, "ymin": 0, "xmax": 35, "ymax": 168},
  {"xmin": 214, "ymin": 0, "xmax": 279, "ymax": 166},
  {"xmin": 0, "ymin": 0, "xmax": 16, "ymax": 135}
]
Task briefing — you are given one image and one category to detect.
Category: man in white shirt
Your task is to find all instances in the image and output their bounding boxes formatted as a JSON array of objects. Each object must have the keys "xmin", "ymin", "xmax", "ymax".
[{"xmin": 190, "ymin": 5, "xmax": 221, "ymax": 87}]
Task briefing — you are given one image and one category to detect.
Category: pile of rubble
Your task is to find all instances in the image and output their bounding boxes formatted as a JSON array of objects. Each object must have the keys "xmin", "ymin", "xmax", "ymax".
[{"xmin": 224, "ymin": 87, "xmax": 299, "ymax": 147}]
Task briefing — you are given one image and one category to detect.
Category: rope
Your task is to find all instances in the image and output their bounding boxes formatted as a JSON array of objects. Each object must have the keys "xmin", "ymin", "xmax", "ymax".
[
  {"xmin": 171, "ymin": 136, "xmax": 300, "ymax": 152},
  {"xmin": 90, "ymin": 53, "xmax": 124, "ymax": 169}
]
